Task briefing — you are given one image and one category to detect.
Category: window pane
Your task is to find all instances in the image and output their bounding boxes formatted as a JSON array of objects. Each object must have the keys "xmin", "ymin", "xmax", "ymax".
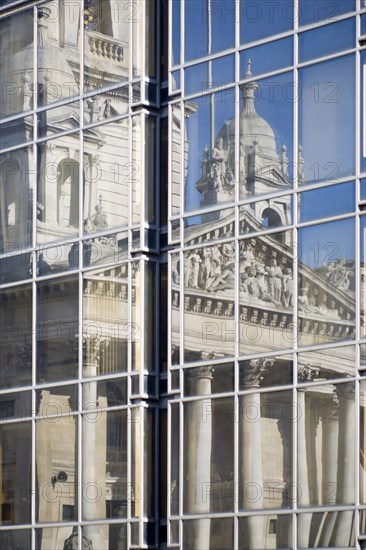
[
  {"xmin": 184, "ymin": 397, "xmax": 235, "ymax": 513},
  {"xmin": 37, "ymin": 136, "xmax": 80, "ymax": 244},
  {"xmin": 298, "ymin": 219, "xmax": 355, "ymax": 346},
  {"xmin": 299, "ymin": 56, "xmax": 355, "ymax": 185},
  {"xmin": 184, "ymin": 242, "xmax": 236, "ymax": 362},
  {"xmin": 37, "ymin": 2, "xmax": 80, "ymax": 107},
  {"xmin": 299, "ymin": 18, "xmax": 355, "ymax": 63},
  {"xmin": 240, "ymin": 37, "xmax": 293, "ymax": 80},
  {"xmin": 240, "ymin": 71, "xmax": 293, "ymax": 200},
  {"xmin": 0, "ymin": 9, "xmax": 34, "ymax": 119},
  {"xmin": 298, "ymin": 345, "xmax": 355, "ymax": 383},
  {"xmin": 83, "ymin": 119, "xmax": 129, "ymax": 235},
  {"xmin": 239, "ymin": 390, "xmax": 293, "ymax": 510},
  {"xmin": 82, "ymin": 410, "xmax": 127, "ymax": 525},
  {"xmin": 37, "ymin": 277, "xmax": 78, "ymax": 383},
  {"xmin": 0, "ymin": 147, "xmax": 34, "ymax": 253},
  {"xmin": 0, "ymin": 285, "xmax": 32, "ymax": 389},
  {"xmin": 238, "ymin": 514, "xmax": 292, "ymax": 549},
  {"xmin": 185, "ymin": 90, "xmax": 235, "ymax": 211},
  {"xmin": 35, "ymin": 415, "xmax": 78, "ymax": 523},
  {"xmin": 83, "ymin": 265, "xmax": 129, "ymax": 376},
  {"xmin": 0, "ymin": 422, "xmax": 31, "ymax": 524},
  {"xmin": 299, "ymin": 182, "xmax": 355, "ymax": 223},
  {"xmin": 240, "ymin": 0, "xmax": 293, "ymax": 45},
  {"xmin": 240, "ymin": 231, "xmax": 293, "ymax": 355}
]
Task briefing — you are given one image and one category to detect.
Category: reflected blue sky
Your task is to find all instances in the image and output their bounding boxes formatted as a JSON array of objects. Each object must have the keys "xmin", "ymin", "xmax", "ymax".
[
  {"xmin": 299, "ymin": 218, "xmax": 355, "ymax": 268},
  {"xmin": 299, "ymin": 17, "xmax": 355, "ymax": 63},
  {"xmin": 300, "ymin": 182, "xmax": 355, "ymax": 223},
  {"xmin": 299, "ymin": 0, "xmax": 355, "ymax": 26}
]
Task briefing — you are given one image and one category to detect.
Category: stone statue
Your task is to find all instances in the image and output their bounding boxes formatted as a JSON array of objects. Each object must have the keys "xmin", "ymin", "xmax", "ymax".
[
  {"xmin": 63, "ymin": 533, "xmax": 93, "ymax": 550},
  {"xmin": 210, "ymin": 137, "xmax": 228, "ymax": 190},
  {"xmin": 265, "ymin": 258, "xmax": 283, "ymax": 306}
]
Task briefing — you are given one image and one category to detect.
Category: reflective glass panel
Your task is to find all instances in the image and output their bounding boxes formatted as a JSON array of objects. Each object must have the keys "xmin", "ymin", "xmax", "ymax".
[
  {"xmin": 184, "ymin": 0, "xmax": 208, "ymax": 61},
  {"xmin": 172, "ymin": 0, "xmax": 181, "ymax": 66},
  {"xmin": 299, "ymin": 181, "xmax": 355, "ymax": 223},
  {"xmin": 298, "ymin": 219, "xmax": 355, "ymax": 346},
  {"xmin": 82, "ymin": 410, "xmax": 127, "ymax": 523},
  {"xmin": 239, "ymin": 71, "xmax": 293, "ymax": 200},
  {"xmin": 240, "ymin": 0, "xmax": 293, "ymax": 44},
  {"xmin": 0, "ymin": 147, "xmax": 34, "ymax": 253},
  {"xmin": 170, "ymin": 402, "xmax": 180, "ymax": 515},
  {"xmin": 171, "ymin": 253, "xmax": 180, "ymax": 365},
  {"xmin": 37, "ymin": 136, "xmax": 80, "ymax": 244},
  {"xmin": 299, "ymin": 56, "xmax": 355, "ymax": 185},
  {"xmin": 299, "ymin": 18, "xmax": 355, "ymax": 63},
  {"xmin": 240, "ymin": 354, "xmax": 293, "ymax": 389},
  {"xmin": 84, "ymin": 0, "xmax": 142, "ymax": 91},
  {"xmin": 35, "ymin": 416, "xmax": 78, "ymax": 523},
  {"xmin": 239, "ymin": 196, "xmax": 292, "ymax": 235},
  {"xmin": 0, "ymin": 422, "xmax": 31, "ymax": 524},
  {"xmin": 0, "ymin": 285, "xmax": 32, "ymax": 389},
  {"xmin": 0, "ymin": 390, "xmax": 32, "ymax": 421},
  {"xmin": 185, "ymin": 208, "xmax": 234, "ymax": 245},
  {"xmin": 36, "ymin": 384, "xmax": 78, "ymax": 417},
  {"xmin": 83, "ymin": 265, "xmax": 129, "ymax": 376},
  {"xmin": 36, "ymin": 527, "xmax": 77, "ymax": 550},
  {"xmin": 298, "ymin": 345, "xmax": 355, "ymax": 383},
  {"xmin": 184, "ymin": 362, "xmax": 234, "ymax": 396},
  {"xmin": 171, "ymin": 103, "xmax": 182, "ymax": 216},
  {"xmin": 297, "ymin": 383, "xmax": 355, "ymax": 512},
  {"xmin": 0, "ymin": 252, "xmax": 32, "ymax": 285},
  {"xmin": 297, "ymin": 511, "xmax": 355, "ymax": 547},
  {"xmin": 37, "ymin": 101, "xmax": 80, "ymax": 138},
  {"xmin": 240, "ymin": 37, "xmax": 293, "ymax": 80},
  {"xmin": 239, "ymin": 390, "xmax": 293, "ymax": 510},
  {"xmin": 238, "ymin": 514, "xmax": 293, "ymax": 549},
  {"xmin": 184, "ymin": 242, "xmax": 235, "ymax": 362},
  {"xmin": 0, "ymin": 116, "xmax": 33, "ymax": 149},
  {"xmin": 37, "ymin": 2, "xmax": 80, "ymax": 107},
  {"xmin": 183, "ymin": 517, "xmax": 233, "ymax": 549},
  {"xmin": 212, "ymin": 54, "xmax": 235, "ymax": 88},
  {"xmin": 184, "ymin": 397, "xmax": 235, "ymax": 513},
  {"xmin": 83, "ymin": 119, "xmax": 129, "ymax": 234},
  {"xmin": 36, "ymin": 277, "xmax": 78, "ymax": 383},
  {"xmin": 239, "ymin": 231, "xmax": 293, "ymax": 355},
  {"xmin": 185, "ymin": 90, "xmax": 235, "ymax": 211},
  {"xmin": 185, "ymin": 62, "xmax": 208, "ymax": 97},
  {"xmin": 0, "ymin": 530, "xmax": 31, "ymax": 549},
  {"xmin": 0, "ymin": 9, "xmax": 34, "ymax": 119}
]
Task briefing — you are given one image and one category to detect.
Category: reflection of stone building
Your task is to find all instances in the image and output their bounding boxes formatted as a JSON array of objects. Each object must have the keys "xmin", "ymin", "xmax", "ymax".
[{"xmin": 170, "ymin": 62, "xmax": 356, "ymax": 549}]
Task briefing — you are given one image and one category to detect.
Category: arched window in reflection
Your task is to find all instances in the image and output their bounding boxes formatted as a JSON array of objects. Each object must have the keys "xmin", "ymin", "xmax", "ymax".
[
  {"xmin": 57, "ymin": 159, "xmax": 79, "ymax": 228},
  {"xmin": 262, "ymin": 207, "xmax": 282, "ymax": 229}
]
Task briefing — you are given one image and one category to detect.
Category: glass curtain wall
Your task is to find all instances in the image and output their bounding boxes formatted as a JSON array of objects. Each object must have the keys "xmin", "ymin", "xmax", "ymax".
[
  {"xmin": 167, "ymin": 1, "xmax": 364, "ymax": 549},
  {"xmin": 0, "ymin": 1, "xmax": 157, "ymax": 549}
]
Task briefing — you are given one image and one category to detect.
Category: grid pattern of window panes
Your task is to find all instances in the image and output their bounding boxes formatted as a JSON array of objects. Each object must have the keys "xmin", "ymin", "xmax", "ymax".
[
  {"xmin": 0, "ymin": 1, "xmax": 158, "ymax": 549},
  {"xmin": 167, "ymin": 1, "xmax": 365, "ymax": 549}
]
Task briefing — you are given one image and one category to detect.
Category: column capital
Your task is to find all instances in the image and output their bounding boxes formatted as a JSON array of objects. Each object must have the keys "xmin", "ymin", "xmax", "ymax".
[
  {"xmin": 79, "ymin": 334, "xmax": 110, "ymax": 366},
  {"xmin": 298, "ymin": 362, "xmax": 319, "ymax": 384},
  {"xmin": 241, "ymin": 358, "xmax": 274, "ymax": 387}
]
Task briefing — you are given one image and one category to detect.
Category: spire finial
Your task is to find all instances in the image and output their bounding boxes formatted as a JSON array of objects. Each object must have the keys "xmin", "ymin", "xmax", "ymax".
[{"xmin": 245, "ymin": 58, "xmax": 252, "ymax": 79}]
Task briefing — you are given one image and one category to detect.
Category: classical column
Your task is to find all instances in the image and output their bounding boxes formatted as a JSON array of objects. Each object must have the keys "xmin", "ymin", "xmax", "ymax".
[
  {"xmin": 240, "ymin": 359, "xmax": 272, "ymax": 549},
  {"xmin": 81, "ymin": 335, "xmax": 109, "ymax": 550},
  {"xmin": 297, "ymin": 364, "xmax": 319, "ymax": 548},
  {"xmin": 318, "ymin": 391, "xmax": 339, "ymax": 547},
  {"xmin": 186, "ymin": 365, "xmax": 213, "ymax": 550},
  {"xmin": 333, "ymin": 383, "xmax": 355, "ymax": 546}
]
